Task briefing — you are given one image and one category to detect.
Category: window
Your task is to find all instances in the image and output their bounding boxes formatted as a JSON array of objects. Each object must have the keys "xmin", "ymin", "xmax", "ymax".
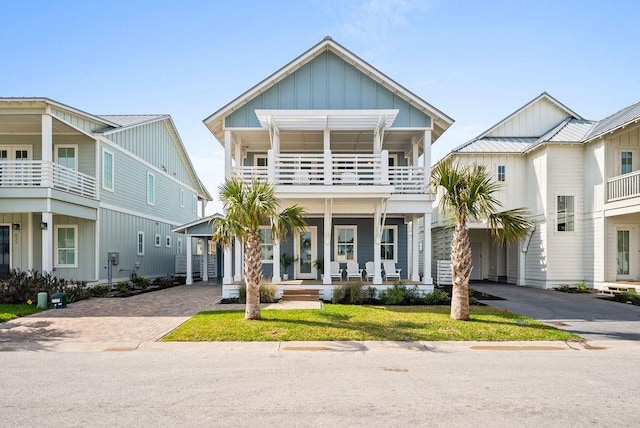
[
  {"xmin": 497, "ymin": 165, "xmax": 506, "ymax": 182},
  {"xmin": 192, "ymin": 195, "xmax": 197, "ymax": 213},
  {"xmin": 381, "ymin": 226, "xmax": 398, "ymax": 262},
  {"xmin": 55, "ymin": 145, "xmax": 77, "ymax": 170},
  {"xmin": 621, "ymin": 151, "xmax": 633, "ymax": 175},
  {"xmin": 137, "ymin": 231, "xmax": 145, "ymax": 256},
  {"xmin": 55, "ymin": 225, "xmax": 78, "ymax": 268},
  {"xmin": 334, "ymin": 226, "xmax": 357, "ymax": 262},
  {"xmin": 102, "ymin": 149, "xmax": 114, "ymax": 191},
  {"xmin": 147, "ymin": 173, "xmax": 155, "ymax": 205},
  {"xmin": 259, "ymin": 227, "xmax": 274, "ymax": 262},
  {"xmin": 557, "ymin": 196, "xmax": 574, "ymax": 232},
  {"xmin": 154, "ymin": 234, "xmax": 161, "ymax": 247},
  {"xmin": 166, "ymin": 236, "xmax": 172, "ymax": 248},
  {"xmin": 177, "ymin": 237, "xmax": 183, "ymax": 255},
  {"xmin": 254, "ymin": 155, "xmax": 268, "ymax": 167},
  {"xmin": 179, "ymin": 189, "xmax": 185, "ymax": 207}
]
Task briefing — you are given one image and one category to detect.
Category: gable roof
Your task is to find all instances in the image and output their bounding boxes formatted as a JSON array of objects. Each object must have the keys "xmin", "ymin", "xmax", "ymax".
[
  {"xmin": 204, "ymin": 36, "xmax": 453, "ymax": 143},
  {"xmin": 97, "ymin": 114, "xmax": 167, "ymax": 128},
  {"xmin": 584, "ymin": 99, "xmax": 640, "ymax": 142}
]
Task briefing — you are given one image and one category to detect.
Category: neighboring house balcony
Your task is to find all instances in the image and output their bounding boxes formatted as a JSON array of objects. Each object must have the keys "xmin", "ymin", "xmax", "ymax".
[
  {"xmin": 607, "ymin": 170, "xmax": 640, "ymax": 203},
  {"xmin": 233, "ymin": 150, "xmax": 430, "ymax": 197},
  {"xmin": 0, "ymin": 160, "xmax": 96, "ymax": 199}
]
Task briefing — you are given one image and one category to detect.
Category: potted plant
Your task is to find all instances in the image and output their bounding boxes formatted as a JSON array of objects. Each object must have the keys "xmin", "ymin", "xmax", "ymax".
[
  {"xmin": 313, "ymin": 258, "xmax": 324, "ymax": 280},
  {"xmin": 280, "ymin": 253, "xmax": 294, "ymax": 280}
]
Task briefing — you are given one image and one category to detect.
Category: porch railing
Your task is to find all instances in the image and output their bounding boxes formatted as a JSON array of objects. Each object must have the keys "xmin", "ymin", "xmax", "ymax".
[
  {"xmin": 607, "ymin": 170, "xmax": 640, "ymax": 202},
  {"xmin": 0, "ymin": 160, "xmax": 97, "ymax": 199},
  {"xmin": 232, "ymin": 151, "xmax": 429, "ymax": 194}
]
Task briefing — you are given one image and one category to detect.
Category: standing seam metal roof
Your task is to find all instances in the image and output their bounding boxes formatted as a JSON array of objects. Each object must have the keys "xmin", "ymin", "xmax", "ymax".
[{"xmin": 585, "ymin": 100, "xmax": 640, "ymax": 141}]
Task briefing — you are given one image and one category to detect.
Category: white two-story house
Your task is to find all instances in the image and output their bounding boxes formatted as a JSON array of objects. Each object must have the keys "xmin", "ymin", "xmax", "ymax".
[
  {"xmin": 204, "ymin": 37, "xmax": 453, "ymax": 299},
  {"xmin": 432, "ymin": 92, "xmax": 640, "ymax": 291},
  {"xmin": 0, "ymin": 98, "xmax": 211, "ymax": 283}
]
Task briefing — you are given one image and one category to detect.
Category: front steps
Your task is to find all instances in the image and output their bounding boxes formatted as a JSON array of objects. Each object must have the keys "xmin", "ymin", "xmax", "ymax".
[{"xmin": 281, "ymin": 289, "xmax": 320, "ymax": 302}]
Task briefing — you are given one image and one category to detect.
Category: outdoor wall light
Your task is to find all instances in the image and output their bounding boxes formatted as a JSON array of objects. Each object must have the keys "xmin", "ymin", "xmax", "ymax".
[
  {"xmin": 12, "ymin": 223, "xmax": 20, "ymax": 231},
  {"xmin": 40, "ymin": 222, "xmax": 48, "ymax": 230}
]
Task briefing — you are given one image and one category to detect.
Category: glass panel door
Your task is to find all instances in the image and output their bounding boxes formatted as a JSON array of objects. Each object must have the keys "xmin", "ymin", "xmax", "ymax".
[
  {"xmin": 0, "ymin": 226, "xmax": 9, "ymax": 275},
  {"xmin": 617, "ymin": 230, "xmax": 630, "ymax": 277},
  {"xmin": 296, "ymin": 227, "xmax": 316, "ymax": 279}
]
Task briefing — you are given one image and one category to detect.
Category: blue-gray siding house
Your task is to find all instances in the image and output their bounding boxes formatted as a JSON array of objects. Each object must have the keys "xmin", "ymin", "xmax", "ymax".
[
  {"xmin": 0, "ymin": 98, "xmax": 211, "ymax": 283},
  {"xmin": 204, "ymin": 37, "xmax": 454, "ymax": 300}
]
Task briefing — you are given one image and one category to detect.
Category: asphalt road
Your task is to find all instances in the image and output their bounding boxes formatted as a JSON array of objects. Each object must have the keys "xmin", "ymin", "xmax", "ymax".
[{"xmin": 1, "ymin": 341, "xmax": 639, "ymax": 427}]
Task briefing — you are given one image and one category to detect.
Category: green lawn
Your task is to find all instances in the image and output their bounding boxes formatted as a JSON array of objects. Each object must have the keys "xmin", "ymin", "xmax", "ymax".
[
  {"xmin": 162, "ymin": 305, "xmax": 579, "ymax": 342},
  {"xmin": 0, "ymin": 304, "xmax": 45, "ymax": 323}
]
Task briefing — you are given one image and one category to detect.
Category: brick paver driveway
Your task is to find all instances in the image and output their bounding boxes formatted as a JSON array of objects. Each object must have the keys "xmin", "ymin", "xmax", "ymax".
[{"xmin": 0, "ymin": 285, "xmax": 221, "ymax": 348}]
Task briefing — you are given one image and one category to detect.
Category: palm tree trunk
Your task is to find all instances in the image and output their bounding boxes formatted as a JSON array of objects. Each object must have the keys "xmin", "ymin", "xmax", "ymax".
[
  {"xmin": 244, "ymin": 231, "xmax": 262, "ymax": 320},
  {"xmin": 450, "ymin": 222, "xmax": 472, "ymax": 320}
]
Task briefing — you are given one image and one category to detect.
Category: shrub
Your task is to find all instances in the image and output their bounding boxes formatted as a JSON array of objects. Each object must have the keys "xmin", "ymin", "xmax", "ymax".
[
  {"xmin": 152, "ymin": 276, "xmax": 169, "ymax": 287},
  {"xmin": 379, "ymin": 284, "xmax": 420, "ymax": 305},
  {"xmin": 259, "ymin": 284, "xmax": 277, "ymax": 303},
  {"xmin": 131, "ymin": 275, "xmax": 149, "ymax": 289},
  {"xmin": 114, "ymin": 282, "xmax": 131, "ymax": 293},
  {"xmin": 90, "ymin": 284, "xmax": 110, "ymax": 297},
  {"xmin": 0, "ymin": 269, "xmax": 89, "ymax": 304},
  {"xmin": 332, "ymin": 282, "xmax": 372, "ymax": 304},
  {"xmin": 613, "ymin": 291, "xmax": 640, "ymax": 306},
  {"xmin": 424, "ymin": 289, "xmax": 451, "ymax": 305},
  {"xmin": 576, "ymin": 282, "xmax": 590, "ymax": 293}
]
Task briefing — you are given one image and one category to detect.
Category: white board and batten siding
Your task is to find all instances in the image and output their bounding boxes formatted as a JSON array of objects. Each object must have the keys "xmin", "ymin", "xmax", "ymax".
[{"xmin": 486, "ymin": 98, "xmax": 571, "ymax": 138}]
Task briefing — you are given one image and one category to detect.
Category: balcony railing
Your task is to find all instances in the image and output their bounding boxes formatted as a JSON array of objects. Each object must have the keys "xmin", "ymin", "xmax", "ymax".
[
  {"xmin": 232, "ymin": 151, "xmax": 428, "ymax": 194},
  {"xmin": 607, "ymin": 170, "xmax": 640, "ymax": 202},
  {"xmin": 0, "ymin": 161, "xmax": 97, "ymax": 199}
]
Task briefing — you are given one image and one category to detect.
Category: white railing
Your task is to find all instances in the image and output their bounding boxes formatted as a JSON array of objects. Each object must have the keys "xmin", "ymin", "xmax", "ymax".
[
  {"xmin": 0, "ymin": 161, "xmax": 97, "ymax": 199},
  {"xmin": 607, "ymin": 170, "xmax": 640, "ymax": 201},
  {"xmin": 231, "ymin": 151, "xmax": 429, "ymax": 194},
  {"xmin": 389, "ymin": 166, "xmax": 427, "ymax": 193}
]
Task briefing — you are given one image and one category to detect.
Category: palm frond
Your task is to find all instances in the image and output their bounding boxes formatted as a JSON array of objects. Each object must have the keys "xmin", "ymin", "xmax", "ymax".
[{"xmin": 488, "ymin": 208, "xmax": 532, "ymax": 245}]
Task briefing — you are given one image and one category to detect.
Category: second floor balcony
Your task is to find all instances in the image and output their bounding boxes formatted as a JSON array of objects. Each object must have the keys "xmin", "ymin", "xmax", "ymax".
[
  {"xmin": 233, "ymin": 151, "xmax": 429, "ymax": 195},
  {"xmin": 0, "ymin": 160, "xmax": 97, "ymax": 199}
]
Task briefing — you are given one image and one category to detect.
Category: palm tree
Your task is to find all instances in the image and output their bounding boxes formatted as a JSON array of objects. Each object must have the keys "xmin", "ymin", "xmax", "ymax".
[
  {"xmin": 431, "ymin": 161, "xmax": 531, "ymax": 320},
  {"xmin": 212, "ymin": 177, "xmax": 307, "ymax": 320}
]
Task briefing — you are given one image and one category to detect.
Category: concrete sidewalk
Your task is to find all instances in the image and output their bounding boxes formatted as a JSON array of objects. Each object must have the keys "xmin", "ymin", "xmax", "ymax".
[{"xmin": 472, "ymin": 282, "xmax": 640, "ymax": 341}]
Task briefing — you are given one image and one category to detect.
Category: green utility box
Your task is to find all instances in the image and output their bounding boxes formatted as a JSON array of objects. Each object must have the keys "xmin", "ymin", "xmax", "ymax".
[{"xmin": 51, "ymin": 292, "xmax": 67, "ymax": 309}]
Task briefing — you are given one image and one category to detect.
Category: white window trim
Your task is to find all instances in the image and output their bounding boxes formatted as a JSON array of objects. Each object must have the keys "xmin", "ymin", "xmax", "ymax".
[
  {"xmin": 54, "ymin": 224, "xmax": 78, "ymax": 268},
  {"xmin": 381, "ymin": 225, "xmax": 398, "ymax": 262},
  {"xmin": 177, "ymin": 237, "xmax": 183, "ymax": 255},
  {"xmin": 147, "ymin": 172, "xmax": 155, "ymax": 206},
  {"xmin": 259, "ymin": 226, "xmax": 274, "ymax": 263},
  {"xmin": 254, "ymin": 155, "xmax": 268, "ymax": 167},
  {"xmin": 137, "ymin": 231, "xmax": 145, "ymax": 256},
  {"xmin": 166, "ymin": 235, "xmax": 172, "ymax": 248},
  {"xmin": 54, "ymin": 144, "xmax": 78, "ymax": 170},
  {"xmin": 154, "ymin": 233, "xmax": 161, "ymax": 247},
  {"xmin": 619, "ymin": 148, "xmax": 636, "ymax": 175},
  {"xmin": 334, "ymin": 225, "xmax": 358, "ymax": 262},
  {"xmin": 102, "ymin": 148, "xmax": 114, "ymax": 192},
  {"xmin": 179, "ymin": 189, "xmax": 185, "ymax": 208},
  {"xmin": 192, "ymin": 195, "xmax": 197, "ymax": 213},
  {"xmin": 556, "ymin": 195, "xmax": 575, "ymax": 233}
]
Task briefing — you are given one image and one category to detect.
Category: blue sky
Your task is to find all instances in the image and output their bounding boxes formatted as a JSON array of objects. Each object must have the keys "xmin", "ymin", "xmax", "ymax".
[{"xmin": 2, "ymin": 0, "xmax": 639, "ymax": 213}]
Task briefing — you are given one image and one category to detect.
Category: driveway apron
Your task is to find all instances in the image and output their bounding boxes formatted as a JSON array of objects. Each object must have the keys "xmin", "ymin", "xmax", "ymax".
[
  {"xmin": 472, "ymin": 282, "xmax": 640, "ymax": 341},
  {"xmin": 0, "ymin": 285, "xmax": 221, "ymax": 346}
]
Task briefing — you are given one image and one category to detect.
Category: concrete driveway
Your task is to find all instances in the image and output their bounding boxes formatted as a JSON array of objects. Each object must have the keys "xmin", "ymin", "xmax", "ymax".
[{"xmin": 472, "ymin": 282, "xmax": 640, "ymax": 341}]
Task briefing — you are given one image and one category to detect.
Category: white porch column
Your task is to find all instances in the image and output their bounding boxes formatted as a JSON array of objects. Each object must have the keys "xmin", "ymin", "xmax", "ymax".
[
  {"xmin": 423, "ymin": 130, "xmax": 432, "ymax": 189},
  {"xmin": 224, "ymin": 130, "xmax": 232, "ymax": 179},
  {"xmin": 267, "ymin": 149, "xmax": 275, "ymax": 183},
  {"xmin": 517, "ymin": 241, "xmax": 526, "ymax": 286},
  {"xmin": 411, "ymin": 215, "xmax": 420, "ymax": 281},
  {"xmin": 27, "ymin": 213, "xmax": 33, "ymax": 270},
  {"xmin": 422, "ymin": 213, "xmax": 433, "ymax": 285},
  {"xmin": 202, "ymin": 239, "xmax": 209, "ymax": 282},
  {"xmin": 324, "ymin": 150, "xmax": 332, "ymax": 185},
  {"xmin": 42, "ymin": 114, "xmax": 53, "ymax": 188},
  {"xmin": 223, "ymin": 246, "xmax": 232, "ymax": 284},
  {"xmin": 41, "ymin": 212, "xmax": 53, "ymax": 273},
  {"xmin": 272, "ymin": 239, "xmax": 281, "ymax": 284},
  {"xmin": 411, "ymin": 136, "xmax": 419, "ymax": 167},
  {"xmin": 323, "ymin": 202, "xmax": 332, "ymax": 285},
  {"xmin": 381, "ymin": 150, "xmax": 389, "ymax": 185},
  {"xmin": 234, "ymin": 140, "xmax": 242, "ymax": 175},
  {"xmin": 373, "ymin": 129, "xmax": 381, "ymax": 154},
  {"xmin": 373, "ymin": 205, "xmax": 383, "ymax": 284},
  {"xmin": 186, "ymin": 234, "xmax": 193, "ymax": 285},
  {"xmin": 234, "ymin": 238, "xmax": 242, "ymax": 281}
]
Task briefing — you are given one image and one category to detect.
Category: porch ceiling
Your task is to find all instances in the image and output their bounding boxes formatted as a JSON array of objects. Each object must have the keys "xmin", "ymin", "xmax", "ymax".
[
  {"xmin": 0, "ymin": 114, "xmax": 81, "ymax": 135},
  {"xmin": 255, "ymin": 109, "xmax": 399, "ymax": 131}
]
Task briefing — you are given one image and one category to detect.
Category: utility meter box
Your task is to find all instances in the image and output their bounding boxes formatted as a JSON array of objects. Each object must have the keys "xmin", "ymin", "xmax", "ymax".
[
  {"xmin": 108, "ymin": 252, "xmax": 119, "ymax": 265},
  {"xmin": 51, "ymin": 292, "xmax": 67, "ymax": 309}
]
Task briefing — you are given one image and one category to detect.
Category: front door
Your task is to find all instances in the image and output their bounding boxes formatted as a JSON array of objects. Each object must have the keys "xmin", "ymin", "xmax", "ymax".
[
  {"xmin": 0, "ymin": 226, "xmax": 10, "ymax": 275},
  {"xmin": 616, "ymin": 228, "xmax": 637, "ymax": 280},
  {"xmin": 295, "ymin": 227, "xmax": 317, "ymax": 279},
  {"xmin": 471, "ymin": 242, "xmax": 482, "ymax": 280}
]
